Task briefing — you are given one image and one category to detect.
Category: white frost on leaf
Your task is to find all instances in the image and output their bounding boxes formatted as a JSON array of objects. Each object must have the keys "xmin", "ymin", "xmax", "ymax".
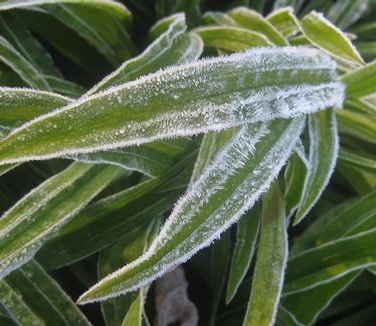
[
  {"xmin": 77, "ymin": 117, "xmax": 306, "ymax": 304},
  {"xmin": 0, "ymin": 46, "xmax": 344, "ymax": 165}
]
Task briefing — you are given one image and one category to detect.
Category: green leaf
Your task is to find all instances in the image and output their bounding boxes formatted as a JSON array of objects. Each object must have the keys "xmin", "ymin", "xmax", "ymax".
[
  {"xmin": 99, "ymin": 218, "xmax": 160, "ymax": 326},
  {"xmin": 284, "ymin": 152, "xmax": 307, "ymax": 218},
  {"xmin": 71, "ymin": 138, "xmax": 198, "ymax": 177},
  {"xmin": 299, "ymin": 11, "xmax": 365, "ymax": 65},
  {"xmin": 0, "ymin": 279, "xmax": 44, "ymax": 325},
  {"xmin": 0, "ymin": 259, "xmax": 90, "ymax": 325},
  {"xmin": 13, "ymin": 8, "xmax": 111, "ymax": 74},
  {"xmin": 0, "ymin": 0, "xmax": 131, "ymax": 12},
  {"xmin": 282, "ymin": 271, "xmax": 360, "ymax": 325},
  {"xmin": 275, "ymin": 306, "xmax": 304, "ymax": 326},
  {"xmin": 0, "ymin": 47, "xmax": 344, "ymax": 165},
  {"xmin": 285, "ymin": 228, "xmax": 376, "ymax": 295},
  {"xmin": 293, "ymin": 109, "xmax": 339, "ymax": 224},
  {"xmin": 242, "ymin": 181, "xmax": 288, "ymax": 326},
  {"xmin": 202, "ymin": 11, "xmax": 238, "ymax": 27},
  {"xmin": 0, "ymin": 36, "xmax": 50, "ymax": 90},
  {"xmin": 194, "ymin": 26, "xmax": 272, "ymax": 51},
  {"xmin": 336, "ymin": 109, "xmax": 376, "ymax": 144},
  {"xmin": 44, "ymin": 3, "xmax": 135, "ymax": 65},
  {"xmin": 226, "ymin": 204, "xmax": 260, "ymax": 303},
  {"xmin": 337, "ymin": 164, "xmax": 375, "ymax": 195},
  {"xmin": 121, "ymin": 292, "xmax": 144, "ymax": 326},
  {"xmin": 228, "ymin": 7, "xmax": 288, "ymax": 46},
  {"xmin": 0, "ymin": 88, "xmax": 199, "ymax": 176},
  {"xmin": 0, "ymin": 162, "xmax": 121, "ymax": 278},
  {"xmin": 208, "ymin": 230, "xmax": 231, "ymax": 326},
  {"xmin": 36, "ymin": 153, "xmax": 196, "ymax": 270},
  {"xmin": 87, "ymin": 14, "xmax": 203, "ymax": 95},
  {"xmin": 339, "ymin": 148, "xmax": 376, "ymax": 177},
  {"xmin": 291, "ymin": 191, "xmax": 376, "ymax": 253},
  {"xmin": 0, "ymin": 87, "xmax": 70, "ymax": 137},
  {"xmin": 0, "ymin": 14, "xmax": 62, "ymax": 79},
  {"xmin": 341, "ymin": 59, "xmax": 376, "ymax": 98},
  {"xmin": 326, "ymin": 0, "xmax": 369, "ymax": 30},
  {"xmin": 267, "ymin": 7, "xmax": 300, "ymax": 38},
  {"xmin": 77, "ymin": 117, "xmax": 305, "ymax": 304}
]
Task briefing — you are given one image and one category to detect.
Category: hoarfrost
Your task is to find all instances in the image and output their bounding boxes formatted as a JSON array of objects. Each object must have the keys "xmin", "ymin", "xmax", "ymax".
[
  {"xmin": 78, "ymin": 118, "xmax": 306, "ymax": 303},
  {"xmin": 0, "ymin": 46, "xmax": 344, "ymax": 165}
]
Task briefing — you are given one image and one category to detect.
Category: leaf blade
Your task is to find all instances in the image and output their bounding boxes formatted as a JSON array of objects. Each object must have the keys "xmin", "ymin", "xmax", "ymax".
[
  {"xmin": 242, "ymin": 182, "xmax": 288, "ymax": 326},
  {"xmin": 77, "ymin": 117, "xmax": 305, "ymax": 304},
  {"xmin": 0, "ymin": 47, "xmax": 344, "ymax": 165}
]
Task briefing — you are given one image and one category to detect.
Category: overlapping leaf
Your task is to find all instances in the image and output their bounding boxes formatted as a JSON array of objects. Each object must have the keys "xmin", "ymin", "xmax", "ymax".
[
  {"xmin": 0, "ymin": 259, "xmax": 91, "ymax": 325},
  {"xmin": 77, "ymin": 117, "xmax": 306, "ymax": 303},
  {"xmin": 243, "ymin": 182, "xmax": 288, "ymax": 326},
  {"xmin": 0, "ymin": 162, "xmax": 121, "ymax": 278},
  {"xmin": 293, "ymin": 109, "xmax": 339, "ymax": 224},
  {"xmin": 0, "ymin": 47, "xmax": 343, "ymax": 165}
]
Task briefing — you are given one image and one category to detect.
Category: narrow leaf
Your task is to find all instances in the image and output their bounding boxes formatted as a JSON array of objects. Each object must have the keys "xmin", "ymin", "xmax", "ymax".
[
  {"xmin": 285, "ymin": 229, "xmax": 376, "ymax": 295},
  {"xmin": 36, "ymin": 153, "xmax": 195, "ymax": 270},
  {"xmin": 121, "ymin": 292, "xmax": 144, "ymax": 326},
  {"xmin": 194, "ymin": 26, "xmax": 273, "ymax": 51},
  {"xmin": 1, "ymin": 259, "xmax": 91, "ymax": 325},
  {"xmin": 267, "ymin": 7, "xmax": 300, "ymax": 38},
  {"xmin": 291, "ymin": 191, "xmax": 376, "ymax": 253},
  {"xmin": 284, "ymin": 152, "xmax": 307, "ymax": 218},
  {"xmin": 0, "ymin": 47, "xmax": 344, "ymax": 165},
  {"xmin": 326, "ymin": 0, "xmax": 369, "ymax": 30},
  {"xmin": 299, "ymin": 11, "xmax": 365, "ymax": 65},
  {"xmin": 99, "ymin": 218, "xmax": 160, "ymax": 326},
  {"xmin": 294, "ymin": 109, "xmax": 339, "ymax": 224},
  {"xmin": 0, "ymin": 87, "xmax": 70, "ymax": 136},
  {"xmin": 44, "ymin": 3, "xmax": 136, "ymax": 65},
  {"xmin": 339, "ymin": 148, "xmax": 376, "ymax": 177},
  {"xmin": 86, "ymin": 13, "xmax": 202, "ymax": 95},
  {"xmin": 242, "ymin": 182, "xmax": 288, "ymax": 326},
  {"xmin": 0, "ymin": 36, "xmax": 50, "ymax": 90},
  {"xmin": 228, "ymin": 7, "xmax": 288, "ymax": 46},
  {"xmin": 0, "ymin": 162, "xmax": 121, "ymax": 278},
  {"xmin": 341, "ymin": 59, "xmax": 376, "ymax": 98},
  {"xmin": 275, "ymin": 306, "xmax": 304, "ymax": 326},
  {"xmin": 77, "ymin": 117, "xmax": 305, "ymax": 304},
  {"xmin": 226, "ymin": 204, "xmax": 260, "ymax": 303},
  {"xmin": 282, "ymin": 271, "xmax": 360, "ymax": 325},
  {"xmin": 336, "ymin": 109, "xmax": 376, "ymax": 144},
  {"xmin": 0, "ymin": 14, "xmax": 62, "ymax": 79},
  {"xmin": 0, "ymin": 0, "xmax": 131, "ymax": 16},
  {"xmin": 0, "ymin": 280, "xmax": 44, "ymax": 325}
]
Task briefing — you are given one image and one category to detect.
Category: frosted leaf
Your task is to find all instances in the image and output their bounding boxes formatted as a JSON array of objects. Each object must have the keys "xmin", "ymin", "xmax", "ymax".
[
  {"xmin": 77, "ymin": 117, "xmax": 305, "ymax": 303},
  {"xmin": 0, "ymin": 46, "xmax": 344, "ymax": 165},
  {"xmin": 85, "ymin": 13, "xmax": 198, "ymax": 96},
  {"xmin": 0, "ymin": 163, "xmax": 119, "ymax": 279},
  {"xmin": 0, "ymin": 0, "xmax": 129, "ymax": 11}
]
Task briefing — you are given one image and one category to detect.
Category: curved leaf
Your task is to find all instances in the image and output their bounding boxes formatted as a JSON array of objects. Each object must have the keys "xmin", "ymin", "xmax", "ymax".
[
  {"xmin": 299, "ymin": 11, "xmax": 365, "ymax": 65},
  {"xmin": 77, "ymin": 117, "xmax": 305, "ymax": 304},
  {"xmin": 341, "ymin": 59, "xmax": 376, "ymax": 98},
  {"xmin": 0, "ymin": 162, "xmax": 121, "ymax": 279},
  {"xmin": 285, "ymin": 228, "xmax": 376, "ymax": 295},
  {"xmin": 282, "ymin": 271, "xmax": 360, "ymax": 325},
  {"xmin": 194, "ymin": 26, "xmax": 273, "ymax": 51},
  {"xmin": 293, "ymin": 109, "xmax": 339, "ymax": 224},
  {"xmin": 0, "ymin": 259, "xmax": 91, "ymax": 325},
  {"xmin": 228, "ymin": 6, "xmax": 288, "ymax": 46},
  {"xmin": 226, "ymin": 205, "xmax": 260, "ymax": 303},
  {"xmin": 0, "ymin": 36, "xmax": 50, "ymax": 90},
  {"xmin": 0, "ymin": 0, "xmax": 131, "ymax": 18},
  {"xmin": 243, "ymin": 182, "xmax": 288, "ymax": 326},
  {"xmin": 0, "ymin": 47, "xmax": 344, "ymax": 165},
  {"xmin": 86, "ymin": 13, "xmax": 202, "ymax": 95}
]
